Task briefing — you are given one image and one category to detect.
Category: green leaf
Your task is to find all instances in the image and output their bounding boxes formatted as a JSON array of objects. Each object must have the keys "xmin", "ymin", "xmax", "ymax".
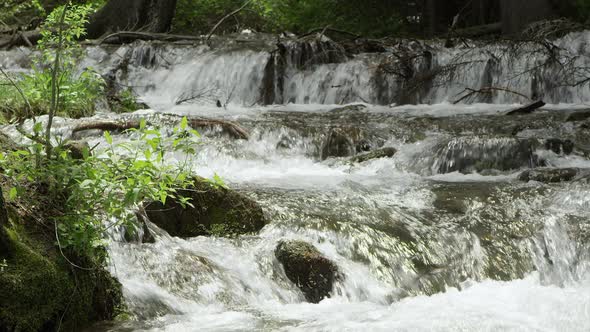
[
  {"xmin": 8, "ymin": 187, "xmax": 18, "ymax": 200},
  {"xmin": 180, "ymin": 117, "xmax": 188, "ymax": 130},
  {"xmin": 104, "ymin": 131, "xmax": 113, "ymax": 145}
]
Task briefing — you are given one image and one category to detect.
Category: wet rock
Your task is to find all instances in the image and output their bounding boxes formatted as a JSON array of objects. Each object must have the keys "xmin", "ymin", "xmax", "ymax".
[
  {"xmin": 566, "ymin": 109, "xmax": 590, "ymax": 122},
  {"xmin": 276, "ymin": 135, "xmax": 297, "ymax": 150},
  {"xmin": 124, "ymin": 215, "xmax": 155, "ymax": 243},
  {"xmin": 350, "ymin": 147, "xmax": 397, "ymax": 163},
  {"xmin": 518, "ymin": 168, "xmax": 580, "ymax": 183},
  {"xmin": 320, "ymin": 129, "xmax": 355, "ymax": 160},
  {"xmin": 0, "ymin": 209, "xmax": 123, "ymax": 331},
  {"xmin": 355, "ymin": 139, "xmax": 372, "ymax": 153},
  {"xmin": 544, "ymin": 138, "xmax": 574, "ymax": 155},
  {"xmin": 328, "ymin": 104, "xmax": 368, "ymax": 114},
  {"xmin": 142, "ymin": 177, "xmax": 267, "ymax": 238},
  {"xmin": 275, "ymin": 240, "xmax": 339, "ymax": 303},
  {"xmin": 434, "ymin": 137, "xmax": 542, "ymax": 174},
  {"xmin": 64, "ymin": 140, "xmax": 90, "ymax": 159}
]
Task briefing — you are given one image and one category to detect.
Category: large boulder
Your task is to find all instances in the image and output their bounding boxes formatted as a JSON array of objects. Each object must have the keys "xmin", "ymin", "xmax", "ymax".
[
  {"xmin": 518, "ymin": 168, "xmax": 581, "ymax": 183},
  {"xmin": 275, "ymin": 240, "xmax": 339, "ymax": 303},
  {"xmin": 0, "ymin": 214, "xmax": 122, "ymax": 331},
  {"xmin": 142, "ymin": 178, "xmax": 267, "ymax": 238}
]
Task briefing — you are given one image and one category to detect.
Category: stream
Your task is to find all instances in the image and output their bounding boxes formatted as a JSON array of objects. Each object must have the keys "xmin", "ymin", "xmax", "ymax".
[{"xmin": 3, "ymin": 32, "xmax": 590, "ymax": 331}]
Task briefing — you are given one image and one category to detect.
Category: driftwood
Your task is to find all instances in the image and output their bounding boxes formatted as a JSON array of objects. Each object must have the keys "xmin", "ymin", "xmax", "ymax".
[
  {"xmin": 453, "ymin": 87, "xmax": 530, "ymax": 104},
  {"xmin": 0, "ymin": 29, "xmax": 41, "ymax": 49},
  {"xmin": 505, "ymin": 100, "xmax": 546, "ymax": 115},
  {"xmin": 72, "ymin": 115, "xmax": 249, "ymax": 140},
  {"xmin": 97, "ymin": 31, "xmax": 203, "ymax": 44}
]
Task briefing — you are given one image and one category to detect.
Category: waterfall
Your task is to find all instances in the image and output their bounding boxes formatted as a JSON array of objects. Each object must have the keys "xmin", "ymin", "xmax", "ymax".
[{"xmin": 2, "ymin": 32, "xmax": 590, "ymax": 331}]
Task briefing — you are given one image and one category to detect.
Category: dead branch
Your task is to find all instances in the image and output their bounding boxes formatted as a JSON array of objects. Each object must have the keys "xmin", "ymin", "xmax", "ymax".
[
  {"xmin": 72, "ymin": 115, "xmax": 250, "ymax": 140},
  {"xmin": 505, "ymin": 100, "xmax": 546, "ymax": 116},
  {"xmin": 96, "ymin": 31, "xmax": 204, "ymax": 45},
  {"xmin": 206, "ymin": 0, "xmax": 252, "ymax": 43},
  {"xmin": 453, "ymin": 87, "xmax": 530, "ymax": 104}
]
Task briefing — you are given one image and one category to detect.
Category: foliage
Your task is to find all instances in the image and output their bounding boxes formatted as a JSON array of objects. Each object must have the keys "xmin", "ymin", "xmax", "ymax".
[
  {"xmin": 574, "ymin": 0, "xmax": 590, "ymax": 22},
  {"xmin": 173, "ymin": 0, "xmax": 266, "ymax": 35},
  {"xmin": 1, "ymin": 119, "xmax": 200, "ymax": 263},
  {"xmin": 172, "ymin": 0, "xmax": 405, "ymax": 37},
  {"xmin": 0, "ymin": 0, "xmax": 45, "ymax": 27},
  {"xmin": 0, "ymin": 4, "xmax": 104, "ymax": 122}
]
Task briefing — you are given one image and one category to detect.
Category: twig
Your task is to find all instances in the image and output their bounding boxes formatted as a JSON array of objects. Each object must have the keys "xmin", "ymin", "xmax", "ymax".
[
  {"xmin": 453, "ymin": 87, "xmax": 530, "ymax": 104},
  {"xmin": 206, "ymin": 0, "xmax": 252, "ymax": 43}
]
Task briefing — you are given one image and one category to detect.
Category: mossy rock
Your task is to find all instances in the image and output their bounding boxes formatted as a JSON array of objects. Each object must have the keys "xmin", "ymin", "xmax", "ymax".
[
  {"xmin": 350, "ymin": 147, "xmax": 397, "ymax": 163},
  {"xmin": 142, "ymin": 177, "xmax": 267, "ymax": 238},
  {"xmin": 0, "ymin": 224, "xmax": 123, "ymax": 332},
  {"xmin": 518, "ymin": 168, "xmax": 582, "ymax": 183},
  {"xmin": 275, "ymin": 240, "xmax": 339, "ymax": 303}
]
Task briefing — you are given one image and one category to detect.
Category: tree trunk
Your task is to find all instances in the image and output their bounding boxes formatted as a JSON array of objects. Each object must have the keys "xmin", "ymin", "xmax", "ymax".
[{"xmin": 86, "ymin": 0, "xmax": 178, "ymax": 39}]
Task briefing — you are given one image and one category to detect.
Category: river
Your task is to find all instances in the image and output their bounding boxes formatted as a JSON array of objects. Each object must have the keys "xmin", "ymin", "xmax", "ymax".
[{"xmin": 3, "ymin": 31, "xmax": 590, "ymax": 331}]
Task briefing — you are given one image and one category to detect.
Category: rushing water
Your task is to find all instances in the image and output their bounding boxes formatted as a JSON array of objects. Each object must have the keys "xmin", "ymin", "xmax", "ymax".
[{"xmin": 3, "ymin": 32, "xmax": 590, "ymax": 331}]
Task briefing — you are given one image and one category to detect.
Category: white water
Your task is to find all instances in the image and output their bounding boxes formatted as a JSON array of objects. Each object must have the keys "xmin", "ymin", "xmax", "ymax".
[{"xmin": 3, "ymin": 33, "xmax": 590, "ymax": 331}]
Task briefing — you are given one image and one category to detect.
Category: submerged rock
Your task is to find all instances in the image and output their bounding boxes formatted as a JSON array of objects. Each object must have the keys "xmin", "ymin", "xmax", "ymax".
[
  {"xmin": 350, "ymin": 147, "xmax": 397, "ymax": 163},
  {"xmin": 124, "ymin": 214, "xmax": 155, "ymax": 243},
  {"xmin": 566, "ymin": 109, "xmax": 590, "ymax": 122},
  {"xmin": 320, "ymin": 129, "xmax": 355, "ymax": 160},
  {"xmin": 518, "ymin": 168, "xmax": 581, "ymax": 183},
  {"xmin": 544, "ymin": 138, "xmax": 574, "ymax": 155},
  {"xmin": 142, "ymin": 178, "xmax": 267, "ymax": 238},
  {"xmin": 275, "ymin": 240, "xmax": 339, "ymax": 303},
  {"xmin": 433, "ymin": 137, "xmax": 541, "ymax": 174}
]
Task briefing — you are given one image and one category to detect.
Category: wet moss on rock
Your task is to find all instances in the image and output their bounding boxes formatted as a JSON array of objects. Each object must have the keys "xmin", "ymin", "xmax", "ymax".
[
  {"xmin": 0, "ymin": 223, "xmax": 123, "ymax": 332},
  {"xmin": 142, "ymin": 177, "xmax": 267, "ymax": 238}
]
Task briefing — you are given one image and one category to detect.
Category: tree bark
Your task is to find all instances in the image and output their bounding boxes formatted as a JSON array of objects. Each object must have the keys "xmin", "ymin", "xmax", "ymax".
[{"xmin": 86, "ymin": 0, "xmax": 178, "ymax": 39}]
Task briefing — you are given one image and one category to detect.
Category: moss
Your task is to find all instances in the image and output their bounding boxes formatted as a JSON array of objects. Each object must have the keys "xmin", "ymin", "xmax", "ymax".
[
  {"xmin": 0, "ymin": 218, "xmax": 123, "ymax": 332},
  {"xmin": 144, "ymin": 177, "xmax": 267, "ymax": 238}
]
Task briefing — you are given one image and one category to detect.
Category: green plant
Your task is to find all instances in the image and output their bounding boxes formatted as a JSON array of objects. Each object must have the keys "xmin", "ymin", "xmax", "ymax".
[
  {"xmin": 0, "ymin": 3, "xmax": 103, "ymax": 125},
  {"xmin": 0, "ymin": 0, "xmax": 45, "ymax": 26},
  {"xmin": 0, "ymin": 259, "xmax": 7, "ymax": 272},
  {"xmin": 1, "ymin": 118, "xmax": 201, "ymax": 264}
]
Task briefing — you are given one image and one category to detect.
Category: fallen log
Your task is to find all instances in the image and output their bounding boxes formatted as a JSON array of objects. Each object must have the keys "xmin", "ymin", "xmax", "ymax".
[
  {"xmin": 0, "ymin": 29, "xmax": 41, "ymax": 49},
  {"xmin": 71, "ymin": 115, "xmax": 249, "ymax": 140},
  {"xmin": 505, "ymin": 100, "xmax": 546, "ymax": 115},
  {"xmin": 95, "ymin": 31, "xmax": 204, "ymax": 45},
  {"xmin": 452, "ymin": 22, "xmax": 502, "ymax": 38}
]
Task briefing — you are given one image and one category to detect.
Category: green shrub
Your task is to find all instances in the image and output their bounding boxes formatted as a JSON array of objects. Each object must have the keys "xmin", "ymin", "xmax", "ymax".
[{"xmin": 1, "ymin": 118, "xmax": 200, "ymax": 263}]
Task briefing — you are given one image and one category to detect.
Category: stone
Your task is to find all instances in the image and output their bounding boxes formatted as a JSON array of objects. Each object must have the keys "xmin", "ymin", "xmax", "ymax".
[
  {"xmin": 275, "ymin": 240, "xmax": 339, "ymax": 303},
  {"xmin": 64, "ymin": 140, "xmax": 90, "ymax": 159},
  {"xmin": 434, "ymin": 137, "xmax": 542, "ymax": 174},
  {"xmin": 544, "ymin": 138, "xmax": 574, "ymax": 155},
  {"xmin": 124, "ymin": 214, "xmax": 155, "ymax": 243},
  {"xmin": 320, "ymin": 129, "xmax": 355, "ymax": 160},
  {"xmin": 566, "ymin": 109, "xmax": 590, "ymax": 122},
  {"xmin": 142, "ymin": 177, "xmax": 267, "ymax": 238},
  {"xmin": 518, "ymin": 168, "xmax": 580, "ymax": 183},
  {"xmin": 350, "ymin": 147, "xmax": 397, "ymax": 163}
]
